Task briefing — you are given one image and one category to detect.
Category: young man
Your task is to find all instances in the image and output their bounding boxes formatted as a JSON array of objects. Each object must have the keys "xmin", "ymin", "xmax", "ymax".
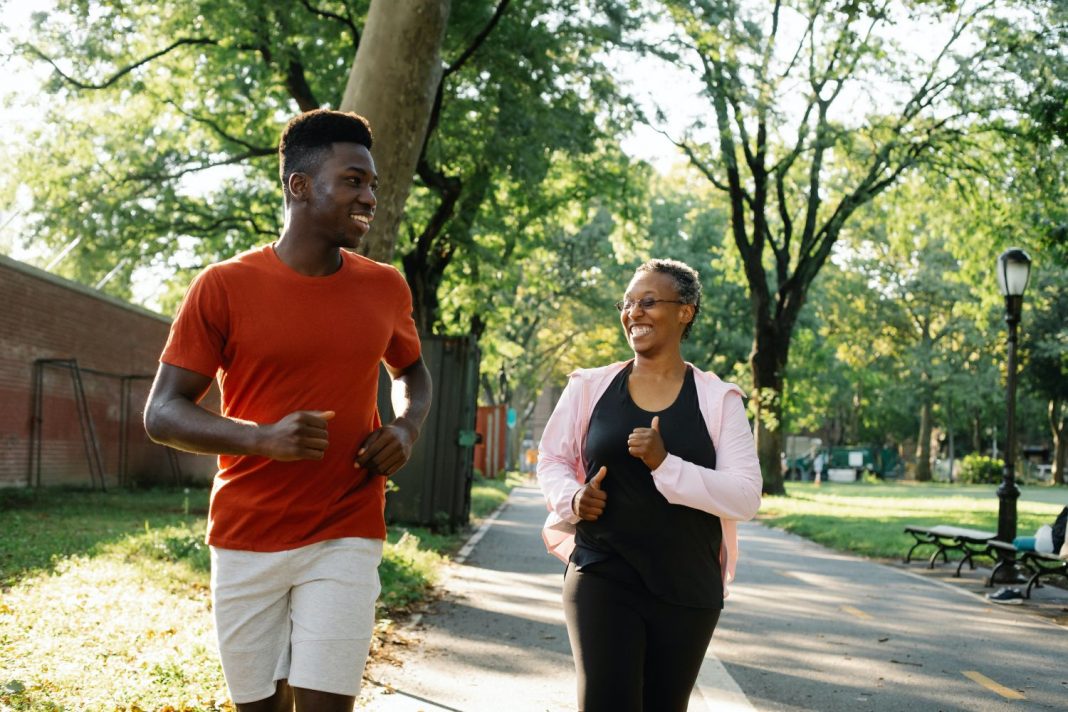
[{"xmin": 145, "ymin": 109, "xmax": 432, "ymax": 712}]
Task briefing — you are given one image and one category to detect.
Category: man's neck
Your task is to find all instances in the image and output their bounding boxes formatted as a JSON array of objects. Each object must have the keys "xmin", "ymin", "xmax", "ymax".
[{"xmin": 275, "ymin": 229, "xmax": 343, "ymax": 277}]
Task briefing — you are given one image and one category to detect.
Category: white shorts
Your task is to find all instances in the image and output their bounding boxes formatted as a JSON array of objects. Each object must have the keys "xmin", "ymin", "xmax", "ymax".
[{"xmin": 210, "ymin": 537, "xmax": 384, "ymax": 704}]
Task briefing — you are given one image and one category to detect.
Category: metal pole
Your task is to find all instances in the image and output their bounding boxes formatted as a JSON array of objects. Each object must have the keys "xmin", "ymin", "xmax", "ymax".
[
  {"xmin": 996, "ymin": 294, "xmax": 1022, "ymax": 545},
  {"xmin": 28, "ymin": 361, "xmax": 44, "ymax": 487},
  {"xmin": 119, "ymin": 377, "xmax": 130, "ymax": 488}
]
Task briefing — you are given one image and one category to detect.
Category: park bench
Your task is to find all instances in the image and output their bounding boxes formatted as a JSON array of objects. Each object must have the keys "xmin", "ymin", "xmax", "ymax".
[
  {"xmin": 1018, "ymin": 548, "xmax": 1068, "ymax": 598},
  {"xmin": 985, "ymin": 539, "xmax": 1068, "ymax": 597},
  {"xmin": 903, "ymin": 525, "xmax": 998, "ymax": 576},
  {"xmin": 905, "ymin": 526, "xmax": 1068, "ymax": 598}
]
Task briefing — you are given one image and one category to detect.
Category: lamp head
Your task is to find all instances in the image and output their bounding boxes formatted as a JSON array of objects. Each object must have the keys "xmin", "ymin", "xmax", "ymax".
[{"xmin": 996, "ymin": 248, "xmax": 1032, "ymax": 298}]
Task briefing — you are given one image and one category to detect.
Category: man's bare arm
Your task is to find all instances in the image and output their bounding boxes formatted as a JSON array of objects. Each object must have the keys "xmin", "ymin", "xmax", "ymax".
[
  {"xmin": 144, "ymin": 363, "xmax": 334, "ymax": 461},
  {"xmin": 355, "ymin": 356, "xmax": 433, "ymax": 475}
]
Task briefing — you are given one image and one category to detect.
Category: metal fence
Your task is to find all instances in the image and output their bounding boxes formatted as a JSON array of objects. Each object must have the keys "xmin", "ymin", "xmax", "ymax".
[{"xmin": 378, "ymin": 334, "xmax": 480, "ymax": 529}]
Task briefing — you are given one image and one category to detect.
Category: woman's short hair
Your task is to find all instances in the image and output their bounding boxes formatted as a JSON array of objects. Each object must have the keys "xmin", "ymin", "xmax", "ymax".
[
  {"xmin": 278, "ymin": 109, "xmax": 373, "ymax": 198},
  {"xmin": 635, "ymin": 258, "xmax": 702, "ymax": 340}
]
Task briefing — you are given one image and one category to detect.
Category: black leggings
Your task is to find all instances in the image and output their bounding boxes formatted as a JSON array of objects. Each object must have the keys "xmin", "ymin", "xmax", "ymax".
[{"xmin": 562, "ymin": 559, "xmax": 721, "ymax": 712}]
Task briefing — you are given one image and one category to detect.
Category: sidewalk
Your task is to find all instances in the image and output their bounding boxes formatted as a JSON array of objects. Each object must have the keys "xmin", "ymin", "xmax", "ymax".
[
  {"xmin": 358, "ymin": 486, "xmax": 1068, "ymax": 711},
  {"xmin": 358, "ymin": 486, "xmax": 578, "ymax": 711}
]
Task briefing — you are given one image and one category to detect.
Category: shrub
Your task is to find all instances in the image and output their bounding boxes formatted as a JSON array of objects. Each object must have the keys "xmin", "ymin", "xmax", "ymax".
[
  {"xmin": 957, "ymin": 454, "xmax": 1004, "ymax": 484},
  {"xmin": 378, "ymin": 530, "xmax": 444, "ymax": 613}
]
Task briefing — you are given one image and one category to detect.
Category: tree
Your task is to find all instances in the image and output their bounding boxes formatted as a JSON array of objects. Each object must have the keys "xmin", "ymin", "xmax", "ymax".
[
  {"xmin": 7, "ymin": 1, "xmax": 334, "ymax": 298},
  {"xmin": 395, "ymin": 0, "xmax": 635, "ymax": 333},
  {"xmin": 629, "ymin": 0, "xmax": 1053, "ymax": 493},
  {"xmin": 5, "ymin": 1, "xmax": 634, "ymax": 341},
  {"xmin": 440, "ymin": 144, "xmax": 642, "ymax": 423},
  {"xmin": 642, "ymin": 171, "xmax": 751, "ymax": 377},
  {"xmin": 858, "ymin": 235, "xmax": 977, "ymax": 481},
  {"xmin": 340, "ymin": 0, "xmax": 450, "ymax": 263},
  {"xmin": 982, "ymin": 0, "xmax": 1068, "ymax": 265},
  {"xmin": 1024, "ymin": 268, "xmax": 1068, "ymax": 485},
  {"xmin": 782, "ymin": 258, "xmax": 913, "ymax": 450}
]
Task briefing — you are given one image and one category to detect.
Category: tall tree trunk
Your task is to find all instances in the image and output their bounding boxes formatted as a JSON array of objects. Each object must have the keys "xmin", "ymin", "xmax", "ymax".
[
  {"xmin": 915, "ymin": 395, "xmax": 933, "ymax": 482},
  {"xmin": 946, "ymin": 399, "xmax": 955, "ymax": 482},
  {"xmin": 751, "ymin": 323, "xmax": 789, "ymax": 495},
  {"xmin": 847, "ymin": 383, "xmax": 862, "ymax": 443},
  {"xmin": 1051, "ymin": 398, "xmax": 1066, "ymax": 486},
  {"xmin": 340, "ymin": 0, "xmax": 451, "ymax": 263}
]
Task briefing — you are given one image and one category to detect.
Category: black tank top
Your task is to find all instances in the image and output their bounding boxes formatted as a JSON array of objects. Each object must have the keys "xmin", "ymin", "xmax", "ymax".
[{"xmin": 574, "ymin": 363, "xmax": 723, "ymax": 608}]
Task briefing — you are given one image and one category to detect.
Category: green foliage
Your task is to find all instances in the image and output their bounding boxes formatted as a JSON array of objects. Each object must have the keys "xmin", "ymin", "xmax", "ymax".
[
  {"xmin": 629, "ymin": 0, "xmax": 1066, "ymax": 490},
  {"xmin": 2, "ymin": 0, "xmax": 645, "ymax": 442},
  {"xmin": 644, "ymin": 172, "xmax": 750, "ymax": 375},
  {"xmin": 3, "ymin": 0, "xmax": 634, "ymax": 319},
  {"xmin": 780, "ymin": 155, "xmax": 1056, "ymax": 458},
  {"xmin": 470, "ymin": 473, "xmax": 511, "ymax": 518},
  {"xmin": 957, "ymin": 454, "xmax": 1004, "ymax": 485},
  {"xmin": 469, "ymin": 470, "xmax": 526, "ymax": 518},
  {"xmin": 1025, "ymin": 266, "xmax": 1068, "ymax": 404},
  {"xmin": 3, "ymin": 1, "xmax": 346, "ymax": 296},
  {"xmin": 403, "ymin": 0, "xmax": 639, "ymax": 336},
  {"xmin": 378, "ymin": 530, "xmax": 445, "ymax": 614}
]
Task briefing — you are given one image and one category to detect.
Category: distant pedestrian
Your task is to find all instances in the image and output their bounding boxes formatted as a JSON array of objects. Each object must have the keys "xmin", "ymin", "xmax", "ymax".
[
  {"xmin": 144, "ymin": 109, "xmax": 432, "ymax": 711},
  {"xmin": 537, "ymin": 258, "xmax": 762, "ymax": 711},
  {"xmin": 813, "ymin": 451, "xmax": 826, "ymax": 483}
]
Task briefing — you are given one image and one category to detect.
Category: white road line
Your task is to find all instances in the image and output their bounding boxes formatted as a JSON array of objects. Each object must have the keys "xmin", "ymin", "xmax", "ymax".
[
  {"xmin": 454, "ymin": 498, "xmax": 509, "ymax": 564},
  {"xmin": 694, "ymin": 648, "xmax": 757, "ymax": 711}
]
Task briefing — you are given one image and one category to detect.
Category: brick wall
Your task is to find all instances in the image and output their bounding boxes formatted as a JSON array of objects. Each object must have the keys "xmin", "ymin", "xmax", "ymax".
[{"xmin": 0, "ymin": 254, "xmax": 215, "ymax": 488}]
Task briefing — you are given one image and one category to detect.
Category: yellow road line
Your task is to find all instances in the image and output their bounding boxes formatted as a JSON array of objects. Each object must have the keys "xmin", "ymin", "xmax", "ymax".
[
  {"xmin": 962, "ymin": 671, "xmax": 1026, "ymax": 700},
  {"xmin": 839, "ymin": 605, "xmax": 872, "ymax": 620}
]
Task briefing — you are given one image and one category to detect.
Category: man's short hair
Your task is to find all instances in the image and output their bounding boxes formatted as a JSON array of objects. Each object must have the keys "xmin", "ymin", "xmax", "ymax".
[
  {"xmin": 278, "ymin": 109, "xmax": 373, "ymax": 198},
  {"xmin": 635, "ymin": 258, "xmax": 702, "ymax": 340}
]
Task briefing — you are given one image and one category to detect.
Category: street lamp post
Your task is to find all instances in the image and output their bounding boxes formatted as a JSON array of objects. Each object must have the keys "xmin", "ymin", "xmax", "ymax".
[{"xmin": 994, "ymin": 248, "xmax": 1032, "ymax": 577}]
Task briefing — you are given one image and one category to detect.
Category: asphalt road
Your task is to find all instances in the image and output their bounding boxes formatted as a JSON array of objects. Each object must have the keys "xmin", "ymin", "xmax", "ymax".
[{"xmin": 359, "ymin": 486, "xmax": 1068, "ymax": 711}]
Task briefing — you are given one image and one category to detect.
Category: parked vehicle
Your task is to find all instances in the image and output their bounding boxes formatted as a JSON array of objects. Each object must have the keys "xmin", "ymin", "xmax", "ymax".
[{"xmin": 828, "ymin": 446, "xmax": 903, "ymax": 480}]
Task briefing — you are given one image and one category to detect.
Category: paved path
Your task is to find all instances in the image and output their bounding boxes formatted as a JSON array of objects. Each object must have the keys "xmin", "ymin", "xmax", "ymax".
[{"xmin": 359, "ymin": 486, "xmax": 1068, "ymax": 711}]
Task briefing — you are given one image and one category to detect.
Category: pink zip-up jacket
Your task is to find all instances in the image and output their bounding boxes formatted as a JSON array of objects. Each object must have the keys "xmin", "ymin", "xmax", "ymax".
[{"xmin": 536, "ymin": 361, "xmax": 762, "ymax": 595}]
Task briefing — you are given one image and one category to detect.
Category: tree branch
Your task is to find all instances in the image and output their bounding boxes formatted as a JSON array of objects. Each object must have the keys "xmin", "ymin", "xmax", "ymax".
[
  {"xmin": 123, "ymin": 149, "xmax": 275, "ymax": 185},
  {"xmin": 445, "ymin": 0, "xmax": 512, "ymax": 77},
  {"xmin": 284, "ymin": 58, "xmax": 319, "ymax": 111},
  {"xmin": 299, "ymin": 0, "xmax": 360, "ymax": 52},
  {"xmin": 157, "ymin": 95, "xmax": 275, "ymax": 154},
  {"xmin": 24, "ymin": 38, "xmax": 221, "ymax": 90}
]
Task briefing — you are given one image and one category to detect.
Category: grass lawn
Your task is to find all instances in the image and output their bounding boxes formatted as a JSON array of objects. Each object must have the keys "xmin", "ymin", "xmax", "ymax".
[
  {"xmin": 759, "ymin": 481, "xmax": 1067, "ymax": 560},
  {"xmin": 0, "ymin": 473, "xmax": 522, "ymax": 711}
]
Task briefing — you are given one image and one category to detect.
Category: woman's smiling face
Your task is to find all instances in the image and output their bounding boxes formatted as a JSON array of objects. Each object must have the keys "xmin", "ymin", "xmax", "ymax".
[{"xmin": 619, "ymin": 270, "xmax": 694, "ymax": 354}]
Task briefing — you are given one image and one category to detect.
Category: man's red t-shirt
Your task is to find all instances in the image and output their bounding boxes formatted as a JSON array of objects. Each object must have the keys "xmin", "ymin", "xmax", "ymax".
[{"xmin": 160, "ymin": 245, "xmax": 421, "ymax": 551}]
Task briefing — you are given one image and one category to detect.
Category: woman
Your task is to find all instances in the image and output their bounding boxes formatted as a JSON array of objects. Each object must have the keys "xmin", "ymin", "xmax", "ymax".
[{"xmin": 537, "ymin": 258, "xmax": 762, "ymax": 711}]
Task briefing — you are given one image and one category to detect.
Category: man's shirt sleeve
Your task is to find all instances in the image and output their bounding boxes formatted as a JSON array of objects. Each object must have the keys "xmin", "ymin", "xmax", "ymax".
[
  {"xmin": 160, "ymin": 267, "xmax": 228, "ymax": 379},
  {"xmin": 382, "ymin": 268, "xmax": 421, "ymax": 370}
]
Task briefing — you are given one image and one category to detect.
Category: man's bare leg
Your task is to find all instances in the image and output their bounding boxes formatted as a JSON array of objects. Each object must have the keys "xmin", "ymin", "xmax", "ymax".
[
  {"xmin": 236, "ymin": 679, "xmax": 294, "ymax": 712},
  {"xmin": 294, "ymin": 687, "xmax": 355, "ymax": 712}
]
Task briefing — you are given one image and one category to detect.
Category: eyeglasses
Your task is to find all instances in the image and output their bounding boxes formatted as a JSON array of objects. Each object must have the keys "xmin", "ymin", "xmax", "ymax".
[{"xmin": 614, "ymin": 297, "xmax": 686, "ymax": 312}]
